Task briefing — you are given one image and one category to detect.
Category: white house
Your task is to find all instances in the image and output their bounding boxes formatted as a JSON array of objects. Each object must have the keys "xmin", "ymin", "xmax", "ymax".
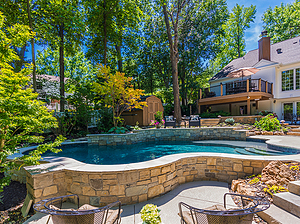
[
  {"xmin": 34, "ymin": 74, "xmax": 71, "ymax": 111},
  {"xmin": 198, "ymin": 31, "xmax": 300, "ymax": 123}
]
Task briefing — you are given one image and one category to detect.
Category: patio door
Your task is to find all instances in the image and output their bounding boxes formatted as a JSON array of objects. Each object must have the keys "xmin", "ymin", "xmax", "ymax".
[{"xmin": 283, "ymin": 103, "xmax": 293, "ymax": 122}]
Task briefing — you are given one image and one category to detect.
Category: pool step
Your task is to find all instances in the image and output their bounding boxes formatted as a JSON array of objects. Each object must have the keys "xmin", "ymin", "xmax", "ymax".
[
  {"xmin": 244, "ymin": 148, "xmax": 285, "ymax": 155},
  {"xmin": 273, "ymin": 192, "xmax": 300, "ymax": 218},
  {"xmin": 235, "ymin": 148, "xmax": 258, "ymax": 156}
]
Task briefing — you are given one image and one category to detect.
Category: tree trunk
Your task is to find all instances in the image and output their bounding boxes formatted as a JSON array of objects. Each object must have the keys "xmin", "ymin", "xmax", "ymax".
[
  {"xmin": 163, "ymin": 4, "xmax": 182, "ymax": 124},
  {"xmin": 59, "ymin": 24, "xmax": 65, "ymax": 112},
  {"xmin": 26, "ymin": 0, "xmax": 36, "ymax": 92},
  {"xmin": 103, "ymin": 0, "xmax": 107, "ymax": 65},
  {"xmin": 115, "ymin": 45, "xmax": 122, "ymax": 72},
  {"xmin": 14, "ymin": 46, "xmax": 26, "ymax": 72}
]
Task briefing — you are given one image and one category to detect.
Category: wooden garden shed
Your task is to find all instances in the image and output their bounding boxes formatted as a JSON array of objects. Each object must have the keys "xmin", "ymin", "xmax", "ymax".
[{"xmin": 121, "ymin": 95, "xmax": 164, "ymax": 126}]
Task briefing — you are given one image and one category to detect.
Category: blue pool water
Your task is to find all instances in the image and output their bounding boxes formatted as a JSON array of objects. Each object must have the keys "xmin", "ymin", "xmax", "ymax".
[{"xmin": 25, "ymin": 141, "xmax": 294, "ymax": 165}]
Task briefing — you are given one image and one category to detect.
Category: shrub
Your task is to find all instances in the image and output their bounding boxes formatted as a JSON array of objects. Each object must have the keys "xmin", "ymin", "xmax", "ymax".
[
  {"xmin": 108, "ymin": 127, "xmax": 128, "ymax": 134},
  {"xmin": 140, "ymin": 204, "xmax": 161, "ymax": 224},
  {"xmin": 258, "ymin": 110, "xmax": 273, "ymax": 116},
  {"xmin": 225, "ymin": 117, "xmax": 235, "ymax": 125},
  {"xmin": 254, "ymin": 114, "xmax": 281, "ymax": 131},
  {"xmin": 97, "ymin": 107, "xmax": 114, "ymax": 133}
]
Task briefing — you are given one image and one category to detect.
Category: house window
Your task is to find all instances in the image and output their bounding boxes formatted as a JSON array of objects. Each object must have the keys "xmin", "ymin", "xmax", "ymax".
[
  {"xmin": 296, "ymin": 68, "xmax": 300, "ymax": 90},
  {"xmin": 282, "ymin": 69, "xmax": 294, "ymax": 91}
]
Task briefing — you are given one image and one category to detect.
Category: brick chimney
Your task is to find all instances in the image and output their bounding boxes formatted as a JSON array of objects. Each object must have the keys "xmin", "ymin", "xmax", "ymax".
[{"xmin": 258, "ymin": 30, "xmax": 271, "ymax": 61}]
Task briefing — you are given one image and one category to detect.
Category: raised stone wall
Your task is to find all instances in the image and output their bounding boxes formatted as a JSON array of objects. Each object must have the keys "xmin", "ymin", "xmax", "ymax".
[
  {"xmin": 220, "ymin": 116, "xmax": 262, "ymax": 124},
  {"xmin": 26, "ymin": 155, "xmax": 278, "ymax": 206},
  {"xmin": 87, "ymin": 127, "xmax": 248, "ymax": 146}
]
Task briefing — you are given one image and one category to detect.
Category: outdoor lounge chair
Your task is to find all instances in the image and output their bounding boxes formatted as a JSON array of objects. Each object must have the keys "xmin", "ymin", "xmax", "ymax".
[
  {"xmin": 33, "ymin": 194, "xmax": 122, "ymax": 224},
  {"xmin": 189, "ymin": 115, "xmax": 201, "ymax": 128},
  {"xmin": 178, "ymin": 193, "xmax": 270, "ymax": 224},
  {"xmin": 165, "ymin": 116, "xmax": 176, "ymax": 128}
]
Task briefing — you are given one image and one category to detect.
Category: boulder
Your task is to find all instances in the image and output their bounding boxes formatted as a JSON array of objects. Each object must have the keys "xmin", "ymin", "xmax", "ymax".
[
  {"xmin": 231, "ymin": 179, "xmax": 245, "ymax": 192},
  {"xmin": 237, "ymin": 183, "xmax": 257, "ymax": 196},
  {"xmin": 261, "ymin": 161, "xmax": 295, "ymax": 186}
]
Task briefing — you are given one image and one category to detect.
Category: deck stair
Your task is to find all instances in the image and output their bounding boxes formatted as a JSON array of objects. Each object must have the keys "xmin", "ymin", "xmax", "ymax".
[{"xmin": 258, "ymin": 181, "xmax": 300, "ymax": 223}]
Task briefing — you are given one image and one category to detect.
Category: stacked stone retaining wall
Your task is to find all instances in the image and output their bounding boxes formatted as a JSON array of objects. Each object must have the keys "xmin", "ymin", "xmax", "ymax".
[
  {"xmin": 87, "ymin": 127, "xmax": 248, "ymax": 146},
  {"xmin": 26, "ymin": 156, "xmax": 278, "ymax": 206}
]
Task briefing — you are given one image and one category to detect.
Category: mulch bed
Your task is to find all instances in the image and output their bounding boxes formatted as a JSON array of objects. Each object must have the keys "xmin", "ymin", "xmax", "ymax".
[{"xmin": 0, "ymin": 173, "xmax": 33, "ymax": 224}]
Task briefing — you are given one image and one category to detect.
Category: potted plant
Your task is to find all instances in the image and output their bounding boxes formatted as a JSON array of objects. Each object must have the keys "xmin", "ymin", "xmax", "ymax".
[
  {"xmin": 139, "ymin": 204, "xmax": 162, "ymax": 224},
  {"xmin": 150, "ymin": 111, "xmax": 165, "ymax": 128}
]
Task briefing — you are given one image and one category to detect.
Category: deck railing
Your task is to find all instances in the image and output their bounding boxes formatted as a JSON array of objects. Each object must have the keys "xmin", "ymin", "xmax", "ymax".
[{"xmin": 201, "ymin": 79, "xmax": 273, "ymax": 99}]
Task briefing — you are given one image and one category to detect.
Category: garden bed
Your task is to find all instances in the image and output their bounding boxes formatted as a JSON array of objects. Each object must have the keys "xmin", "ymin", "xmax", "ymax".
[{"xmin": 0, "ymin": 173, "xmax": 33, "ymax": 224}]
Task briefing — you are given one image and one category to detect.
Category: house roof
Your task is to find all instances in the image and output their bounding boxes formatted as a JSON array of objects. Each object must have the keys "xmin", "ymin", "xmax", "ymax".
[{"xmin": 211, "ymin": 36, "xmax": 300, "ymax": 81}]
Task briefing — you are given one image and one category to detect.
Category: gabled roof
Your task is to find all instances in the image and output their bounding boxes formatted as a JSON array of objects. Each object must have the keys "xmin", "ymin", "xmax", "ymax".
[{"xmin": 211, "ymin": 36, "xmax": 300, "ymax": 81}]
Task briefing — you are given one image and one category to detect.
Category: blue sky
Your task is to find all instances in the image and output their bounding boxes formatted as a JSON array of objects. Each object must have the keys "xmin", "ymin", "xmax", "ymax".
[{"xmin": 227, "ymin": 0, "xmax": 294, "ymax": 52}]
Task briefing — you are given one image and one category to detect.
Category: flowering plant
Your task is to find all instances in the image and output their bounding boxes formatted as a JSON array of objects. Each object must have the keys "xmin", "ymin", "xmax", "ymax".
[
  {"xmin": 150, "ymin": 111, "xmax": 165, "ymax": 128},
  {"xmin": 140, "ymin": 204, "xmax": 161, "ymax": 224}
]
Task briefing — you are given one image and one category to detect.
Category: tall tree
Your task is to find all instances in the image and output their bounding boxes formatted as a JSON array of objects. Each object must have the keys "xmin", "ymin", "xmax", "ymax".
[
  {"xmin": 35, "ymin": 0, "xmax": 84, "ymax": 112},
  {"xmin": 211, "ymin": 4, "xmax": 256, "ymax": 73},
  {"xmin": 26, "ymin": 0, "xmax": 37, "ymax": 92},
  {"xmin": 263, "ymin": 1, "xmax": 300, "ymax": 44},
  {"xmin": 84, "ymin": 0, "xmax": 143, "ymax": 71},
  {"xmin": 162, "ymin": 0, "xmax": 186, "ymax": 123},
  {"xmin": 178, "ymin": 0, "xmax": 228, "ymax": 106}
]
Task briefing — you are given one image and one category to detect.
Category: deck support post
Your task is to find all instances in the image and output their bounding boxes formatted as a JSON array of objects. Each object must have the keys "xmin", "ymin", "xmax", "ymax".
[{"xmin": 247, "ymin": 99, "xmax": 251, "ymax": 115}]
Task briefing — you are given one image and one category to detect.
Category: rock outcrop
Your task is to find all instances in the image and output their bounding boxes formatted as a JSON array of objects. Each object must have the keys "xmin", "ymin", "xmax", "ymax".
[{"xmin": 261, "ymin": 161, "xmax": 295, "ymax": 186}]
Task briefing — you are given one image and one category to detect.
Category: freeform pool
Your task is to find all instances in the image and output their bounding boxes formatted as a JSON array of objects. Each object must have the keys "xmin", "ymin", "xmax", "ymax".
[{"xmin": 24, "ymin": 141, "xmax": 294, "ymax": 165}]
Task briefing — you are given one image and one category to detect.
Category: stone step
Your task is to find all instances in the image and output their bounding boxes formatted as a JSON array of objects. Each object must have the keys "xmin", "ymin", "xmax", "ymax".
[
  {"xmin": 273, "ymin": 192, "xmax": 300, "ymax": 218},
  {"xmin": 288, "ymin": 125, "xmax": 300, "ymax": 129},
  {"xmin": 287, "ymin": 132, "xmax": 300, "ymax": 136},
  {"xmin": 258, "ymin": 204, "xmax": 300, "ymax": 224},
  {"xmin": 289, "ymin": 181, "xmax": 300, "ymax": 196},
  {"xmin": 290, "ymin": 128, "xmax": 300, "ymax": 132}
]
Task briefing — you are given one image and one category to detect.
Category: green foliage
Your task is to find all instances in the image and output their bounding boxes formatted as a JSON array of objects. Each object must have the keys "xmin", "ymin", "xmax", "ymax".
[
  {"xmin": 0, "ymin": 12, "xmax": 65, "ymax": 192},
  {"xmin": 210, "ymin": 4, "xmax": 256, "ymax": 73},
  {"xmin": 263, "ymin": 1, "xmax": 300, "ymax": 44},
  {"xmin": 133, "ymin": 121, "xmax": 141, "ymax": 130},
  {"xmin": 97, "ymin": 108, "xmax": 114, "ymax": 133},
  {"xmin": 140, "ymin": 204, "xmax": 161, "ymax": 224},
  {"xmin": 254, "ymin": 114, "xmax": 281, "ymax": 131},
  {"xmin": 154, "ymin": 111, "xmax": 164, "ymax": 124},
  {"xmin": 258, "ymin": 110, "xmax": 273, "ymax": 116},
  {"xmin": 108, "ymin": 127, "xmax": 128, "ymax": 134},
  {"xmin": 199, "ymin": 110, "xmax": 230, "ymax": 118},
  {"xmin": 225, "ymin": 118, "xmax": 235, "ymax": 125}
]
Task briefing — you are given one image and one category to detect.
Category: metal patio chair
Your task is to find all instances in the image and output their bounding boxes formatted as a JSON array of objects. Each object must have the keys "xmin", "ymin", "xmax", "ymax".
[
  {"xmin": 189, "ymin": 115, "xmax": 201, "ymax": 128},
  {"xmin": 178, "ymin": 193, "xmax": 270, "ymax": 224},
  {"xmin": 165, "ymin": 116, "xmax": 176, "ymax": 128},
  {"xmin": 33, "ymin": 194, "xmax": 122, "ymax": 224}
]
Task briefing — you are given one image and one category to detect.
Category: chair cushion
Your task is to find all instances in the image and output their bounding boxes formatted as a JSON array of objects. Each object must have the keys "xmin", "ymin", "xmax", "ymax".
[
  {"xmin": 165, "ymin": 116, "xmax": 174, "ymax": 121},
  {"xmin": 78, "ymin": 204, "xmax": 98, "ymax": 210},
  {"xmin": 178, "ymin": 211, "xmax": 195, "ymax": 224},
  {"xmin": 50, "ymin": 205, "xmax": 78, "ymax": 224},
  {"xmin": 106, "ymin": 209, "xmax": 123, "ymax": 224},
  {"xmin": 190, "ymin": 115, "xmax": 199, "ymax": 121}
]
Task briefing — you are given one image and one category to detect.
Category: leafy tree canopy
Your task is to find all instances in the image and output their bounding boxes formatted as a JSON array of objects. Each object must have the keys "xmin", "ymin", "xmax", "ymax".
[
  {"xmin": 263, "ymin": 0, "xmax": 300, "ymax": 44},
  {"xmin": 0, "ymin": 12, "xmax": 64, "ymax": 192}
]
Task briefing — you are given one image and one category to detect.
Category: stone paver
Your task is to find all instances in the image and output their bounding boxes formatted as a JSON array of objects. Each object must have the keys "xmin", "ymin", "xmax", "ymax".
[{"xmin": 24, "ymin": 181, "xmax": 236, "ymax": 224}]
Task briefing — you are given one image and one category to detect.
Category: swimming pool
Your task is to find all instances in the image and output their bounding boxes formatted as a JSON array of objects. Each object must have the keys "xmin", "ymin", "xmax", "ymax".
[{"xmin": 24, "ymin": 141, "xmax": 294, "ymax": 165}]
